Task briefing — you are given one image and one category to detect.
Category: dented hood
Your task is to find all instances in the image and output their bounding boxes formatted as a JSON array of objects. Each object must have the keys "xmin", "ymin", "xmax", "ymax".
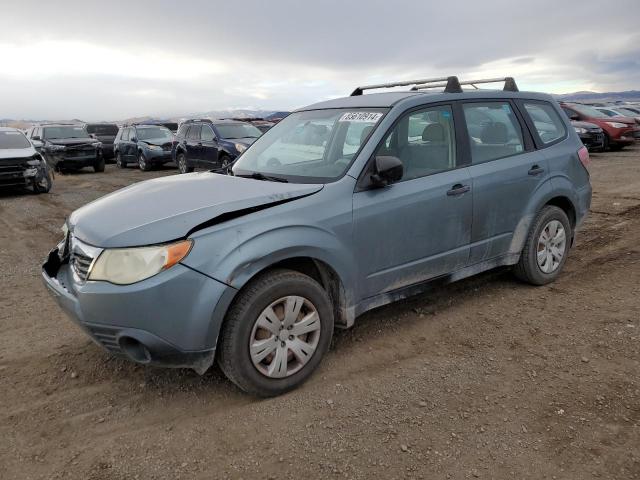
[{"xmin": 68, "ymin": 172, "xmax": 323, "ymax": 248}]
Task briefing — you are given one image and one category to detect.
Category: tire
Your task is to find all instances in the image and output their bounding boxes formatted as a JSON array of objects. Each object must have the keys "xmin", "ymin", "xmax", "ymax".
[
  {"xmin": 218, "ymin": 269, "xmax": 334, "ymax": 397},
  {"xmin": 514, "ymin": 206, "xmax": 572, "ymax": 286},
  {"xmin": 93, "ymin": 156, "xmax": 105, "ymax": 173},
  {"xmin": 219, "ymin": 155, "xmax": 232, "ymax": 174},
  {"xmin": 603, "ymin": 134, "xmax": 610, "ymax": 151},
  {"xmin": 177, "ymin": 152, "xmax": 193, "ymax": 174},
  {"xmin": 115, "ymin": 152, "xmax": 127, "ymax": 169},
  {"xmin": 32, "ymin": 170, "xmax": 52, "ymax": 194},
  {"xmin": 138, "ymin": 152, "xmax": 152, "ymax": 171}
]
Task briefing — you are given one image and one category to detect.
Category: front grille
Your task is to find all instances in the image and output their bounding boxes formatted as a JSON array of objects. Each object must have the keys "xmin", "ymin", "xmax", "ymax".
[
  {"xmin": 0, "ymin": 163, "xmax": 27, "ymax": 186},
  {"xmin": 87, "ymin": 325, "xmax": 122, "ymax": 354},
  {"xmin": 65, "ymin": 147, "xmax": 95, "ymax": 158},
  {"xmin": 68, "ymin": 234, "xmax": 101, "ymax": 282}
]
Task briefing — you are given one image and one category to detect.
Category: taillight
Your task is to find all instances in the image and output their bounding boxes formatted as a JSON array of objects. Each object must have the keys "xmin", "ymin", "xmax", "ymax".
[{"xmin": 577, "ymin": 146, "xmax": 590, "ymax": 174}]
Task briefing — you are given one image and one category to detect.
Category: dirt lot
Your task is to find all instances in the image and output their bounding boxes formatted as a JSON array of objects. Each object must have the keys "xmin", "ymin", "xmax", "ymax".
[{"xmin": 1, "ymin": 147, "xmax": 639, "ymax": 480}]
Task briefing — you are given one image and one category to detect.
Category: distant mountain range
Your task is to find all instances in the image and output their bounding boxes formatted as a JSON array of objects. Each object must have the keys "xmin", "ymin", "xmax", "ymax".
[
  {"xmin": 2, "ymin": 91, "xmax": 640, "ymax": 128},
  {"xmin": 553, "ymin": 90, "xmax": 640, "ymax": 102}
]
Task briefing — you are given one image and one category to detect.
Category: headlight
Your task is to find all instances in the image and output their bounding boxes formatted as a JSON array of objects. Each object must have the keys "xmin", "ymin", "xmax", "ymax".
[
  {"xmin": 605, "ymin": 122, "xmax": 628, "ymax": 128},
  {"xmin": 574, "ymin": 127, "xmax": 587, "ymax": 134},
  {"xmin": 89, "ymin": 239, "xmax": 193, "ymax": 285},
  {"xmin": 48, "ymin": 144, "xmax": 66, "ymax": 152},
  {"xmin": 145, "ymin": 144, "xmax": 162, "ymax": 151},
  {"xmin": 235, "ymin": 143, "xmax": 247, "ymax": 154},
  {"xmin": 92, "ymin": 141, "xmax": 102, "ymax": 148}
]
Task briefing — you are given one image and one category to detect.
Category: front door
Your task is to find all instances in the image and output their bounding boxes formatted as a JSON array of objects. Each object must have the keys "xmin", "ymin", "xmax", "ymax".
[
  {"xmin": 353, "ymin": 104, "xmax": 472, "ymax": 299},
  {"xmin": 185, "ymin": 124, "xmax": 202, "ymax": 166},
  {"xmin": 199, "ymin": 124, "xmax": 219, "ymax": 169}
]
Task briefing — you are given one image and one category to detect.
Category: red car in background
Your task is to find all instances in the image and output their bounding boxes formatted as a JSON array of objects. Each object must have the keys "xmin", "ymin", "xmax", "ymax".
[{"xmin": 560, "ymin": 102, "xmax": 638, "ymax": 150}]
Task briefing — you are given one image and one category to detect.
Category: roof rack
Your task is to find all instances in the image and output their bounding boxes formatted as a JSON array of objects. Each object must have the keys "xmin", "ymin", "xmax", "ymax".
[
  {"xmin": 351, "ymin": 76, "xmax": 455, "ymax": 96},
  {"xmin": 182, "ymin": 118, "xmax": 214, "ymax": 124},
  {"xmin": 411, "ymin": 76, "xmax": 519, "ymax": 92}
]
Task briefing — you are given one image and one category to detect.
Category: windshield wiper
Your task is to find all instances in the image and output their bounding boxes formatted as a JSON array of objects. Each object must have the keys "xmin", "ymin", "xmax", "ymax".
[{"xmin": 236, "ymin": 172, "xmax": 288, "ymax": 183}]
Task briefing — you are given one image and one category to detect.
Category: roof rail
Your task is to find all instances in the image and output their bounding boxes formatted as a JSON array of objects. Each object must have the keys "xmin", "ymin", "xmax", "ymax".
[
  {"xmin": 411, "ymin": 77, "xmax": 519, "ymax": 92},
  {"xmin": 182, "ymin": 118, "xmax": 213, "ymax": 124},
  {"xmin": 350, "ymin": 76, "xmax": 459, "ymax": 96}
]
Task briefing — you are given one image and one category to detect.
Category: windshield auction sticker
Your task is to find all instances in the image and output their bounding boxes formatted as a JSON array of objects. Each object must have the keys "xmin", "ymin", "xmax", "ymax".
[{"xmin": 339, "ymin": 112, "xmax": 384, "ymax": 123}]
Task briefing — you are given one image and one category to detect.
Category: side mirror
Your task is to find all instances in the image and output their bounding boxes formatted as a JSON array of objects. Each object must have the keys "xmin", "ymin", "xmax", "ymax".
[
  {"xmin": 32, "ymin": 140, "xmax": 43, "ymax": 149},
  {"xmin": 130, "ymin": 136, "xmax": 138, "ymax": 143},
  {"xmin": 32, "ymin": 135, "xmax": 41, "ymax": 141},
  {"xmin": 567, "ymin": 112, "xmax": 579, "ymax": 121},
  {"xmin": 370, "ymin": 155, "xmax": 403, "ymax": 187}
]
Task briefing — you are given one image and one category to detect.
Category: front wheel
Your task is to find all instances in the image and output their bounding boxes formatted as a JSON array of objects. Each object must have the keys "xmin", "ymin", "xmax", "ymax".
[
  {"xmin": 177, "ymin": 152, "xmax": 193, "ymax": 174},
  {"xmin": 217, "ymin": 269, "xmax": 334, "ymax": 397},
  {"xmin": 116, "ymin": 152, "xmax": 127, "ymax": 169},
  {"xmin": 219, "ymin": 155, "xmax": 232, "ymax": 174},
  {"xmin": 514, "ymin": 205, "xmax": 571, "ymax": 285},
  {"xmin": 93, "ymin": 156, "xmax": 105, "ymax": 173},
  {"xmin": 138, "ymin": 152, "xmax": 152, "ymax": 171}
]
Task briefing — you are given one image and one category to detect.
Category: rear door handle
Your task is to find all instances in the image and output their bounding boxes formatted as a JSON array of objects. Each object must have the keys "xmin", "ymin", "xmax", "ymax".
[
  {"xmin": 447, "ymin": 184, "xmax": 470, "ymax": 196},
  {"xmin": 528, "ymin": 165, "xmax": 545, "ymax": 176}
]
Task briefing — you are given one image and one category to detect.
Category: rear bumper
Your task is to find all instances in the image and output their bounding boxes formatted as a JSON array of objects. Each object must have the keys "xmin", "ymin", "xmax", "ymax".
[
  {"xmin": 575, "ymin": 183, "xmax": 592, "ymax": 229},
  {"xmin": 41, "ymin": 245, "xmax": 235, "ymax": 373}
]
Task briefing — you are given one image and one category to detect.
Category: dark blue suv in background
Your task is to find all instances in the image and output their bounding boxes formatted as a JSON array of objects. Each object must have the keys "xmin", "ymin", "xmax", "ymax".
[
  {"xmin": 173, "ymin": 119, "xmax": 263, "ymax": 174},
  {"xmin": 113, "ymin": 124, "xmax": 174, "ymax": 171}
]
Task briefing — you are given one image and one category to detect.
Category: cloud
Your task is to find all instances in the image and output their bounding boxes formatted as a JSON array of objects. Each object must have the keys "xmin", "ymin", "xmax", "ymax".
[{"xmin": 0, "ymin": 0, "xmax": 638, "ymax": 120}]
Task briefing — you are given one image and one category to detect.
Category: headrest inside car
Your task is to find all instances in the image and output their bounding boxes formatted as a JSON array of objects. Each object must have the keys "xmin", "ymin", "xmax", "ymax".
[
  {"xmin": 480, "ymin": 122, "xmax": 508, "ymax": 144},
  {"xmin": 422, "ymin": 123, "xmax": 445, "ymax": 142}
]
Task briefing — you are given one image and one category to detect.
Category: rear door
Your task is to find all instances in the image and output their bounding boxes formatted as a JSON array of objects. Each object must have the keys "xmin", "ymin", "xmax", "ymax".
[
  {"xmin": 186, "ymin": 124, "xmax": 202, "ymax": 165},
  {"xmin": 199, "ymin": 124, "xmax": 219, "ymax": 169},
  {"xmin": 353, "ymin": 103, "xmax": 473, "ymax": 299},
  {"xmin": 462, "ymin": 100, "xmax": 549, "ymax": 264}
]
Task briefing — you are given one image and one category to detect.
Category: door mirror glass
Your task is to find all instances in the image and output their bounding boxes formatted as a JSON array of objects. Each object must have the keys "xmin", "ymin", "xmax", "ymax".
[
  {"xmin": 32, "ymin": 136, "xmax": 41, "ymax": 141},
  {"xmin": 130, "ymin": 136, "xmax": 138, "ymax": 142},
  {"xmin": 371, "ymin": 155, "xmax": 403, "ymax": 187}
]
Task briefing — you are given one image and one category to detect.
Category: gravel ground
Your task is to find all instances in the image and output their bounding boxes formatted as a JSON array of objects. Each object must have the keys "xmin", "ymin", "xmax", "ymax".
[{"xmin": 1, "ymin": 147, "xmax": 639, "ymax": 480}]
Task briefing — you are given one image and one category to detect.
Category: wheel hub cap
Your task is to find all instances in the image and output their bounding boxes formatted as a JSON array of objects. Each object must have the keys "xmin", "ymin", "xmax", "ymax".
[
  {"xmin": 249, "ymin": 295, "xmax": 321, "ymax": 379},
  {"xmin": 536, "ymin": 220, "xmax": 566, "ymax": 274}
]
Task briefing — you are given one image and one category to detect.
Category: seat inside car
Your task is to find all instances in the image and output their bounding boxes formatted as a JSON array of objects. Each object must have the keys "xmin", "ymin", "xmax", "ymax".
[
  {"xmin": 471, "ymin": 122, "xmax": 518, "ymax": 162},
  {"xmin": 399, "ymin": 122, "xmax": 453, "ymax": 179}
]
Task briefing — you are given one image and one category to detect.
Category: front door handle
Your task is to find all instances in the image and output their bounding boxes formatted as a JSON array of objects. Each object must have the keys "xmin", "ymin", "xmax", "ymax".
[
  {"xmin": 528, "ymin": 165, "xmax": 545, "ymax": 176},
  {"xmin": 447, "ymin": 184, "xmax": 470, "ymax": 196}
]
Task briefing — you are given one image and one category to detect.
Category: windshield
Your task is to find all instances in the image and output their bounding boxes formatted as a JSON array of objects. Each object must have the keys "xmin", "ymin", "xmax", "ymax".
[
  {"xmin": 615, "ymin": 108, "xmax": 638, "ymax": 117},
  {"xmin": 232, "ymin": 108, "xmax": 388, "ymax": 183},
  {"xmin": 0, "ymin": 130, "xmax": 31, "ymax": 149},
  {"xmin": 216, "ymin": 123, "xmax": 262, "ymax": 139},
  {"xmin": 571, "ymin": 105, "xmax": 609, "ymax": 118},
  {"xmin": 136, "ymin": 127, "xmax": 173, "ymax": 141},
  {"xmin": 43, "ymin": 126, "xmax": 88, "ymax": 139},
  {"xmin": 87, "ymin": 124, "xmax": 118, "ymax": 135}
]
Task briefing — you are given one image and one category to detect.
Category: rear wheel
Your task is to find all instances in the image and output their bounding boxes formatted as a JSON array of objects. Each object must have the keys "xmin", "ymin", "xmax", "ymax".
[
  {"xmin": 138, "ymin": 152, "xmax": 152, "ymax": 171},
  {"xmin": 218, "ymin": 269, "xmax": 334, "ymax": 397},
  {"xmin": 177, "ymin": 152, "xmax": 193, "ymax": 173},
  {"xmin": 514, "ymin": 205, "xmax": 571, "ymax": 285}
]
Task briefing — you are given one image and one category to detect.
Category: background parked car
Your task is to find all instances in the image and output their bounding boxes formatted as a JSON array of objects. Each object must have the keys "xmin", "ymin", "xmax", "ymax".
[
  {"xmin": 594, "ymin": 106, "xmax": 640, "ymax": 125},
  {"xmin": 84, "ymin": 123, "xmax": 119, "ymax": 161},
  {"xmin": 0, "ymin": 127, "xmax": 52, "ymax": 193},
  {"xmin": 27, "ymin": 123, "xmax": 104, "ymax": 172},
  {"xmin": 560, "ymin": 102, "xmax": 636, "ymax": 150},
  {"xmin": 113, "ymin": 124, "xmax": 174, "ymax": 171},
  {"xmin": 572, "ymin": 121, "xmax": 605, "ymax": 151},
  {"xmin": 173, "ymin": 119, "xmax": 263, "ymax": 174}
]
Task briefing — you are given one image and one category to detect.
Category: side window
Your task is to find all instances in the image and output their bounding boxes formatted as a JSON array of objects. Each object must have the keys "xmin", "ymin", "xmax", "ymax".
[
  {"xmin": 200, "ymin": 125, "xmax": 215, "ymax": 141},
  {"xmin": 122, "ymin": 128, "xmax": 130, "ymax": 141},
  {"xmin": 177, "ymin": 124, "xmax": 189, "ymax": 138},
  {"xmin": 523, "ymin": 102, "xmax": 567, "ymax": 145},
  {"xmin": 188, "ymin": 125, "xmax": 201, "ymax": 140},
  {"xmin": 376, "ymin": 105, "xmax": 456, "ymax": 181},
  {"xmin": 463, "ymin": 102, "xmax": 524, "ymax": 164}
]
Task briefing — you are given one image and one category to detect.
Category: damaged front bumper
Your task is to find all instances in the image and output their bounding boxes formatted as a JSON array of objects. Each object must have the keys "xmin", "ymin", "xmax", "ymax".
[
  {"xmin": 41, "ymin": 241, "xmax": 233, "ymax": 374},
  {"xmin": 0, "ymin": 158, "xmax": 51, "ymax": 190}
]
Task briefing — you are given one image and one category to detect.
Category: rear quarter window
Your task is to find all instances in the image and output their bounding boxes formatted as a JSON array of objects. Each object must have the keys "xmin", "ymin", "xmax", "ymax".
[{"xmin": 523, "ymin": 102, "xmax": 567, "ymax": 145}]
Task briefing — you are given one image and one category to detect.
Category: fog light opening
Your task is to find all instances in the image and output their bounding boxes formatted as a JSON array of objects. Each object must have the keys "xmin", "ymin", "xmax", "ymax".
[{"xmin": 119, "ymin": 337, "xmax": 152, "ymax": 364}]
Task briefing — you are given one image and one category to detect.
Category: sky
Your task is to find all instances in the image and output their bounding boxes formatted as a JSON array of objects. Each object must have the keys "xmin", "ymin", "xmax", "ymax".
[{"xmin": 0, "ymin": 0, "xmax": 639, "ymax": 121}]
